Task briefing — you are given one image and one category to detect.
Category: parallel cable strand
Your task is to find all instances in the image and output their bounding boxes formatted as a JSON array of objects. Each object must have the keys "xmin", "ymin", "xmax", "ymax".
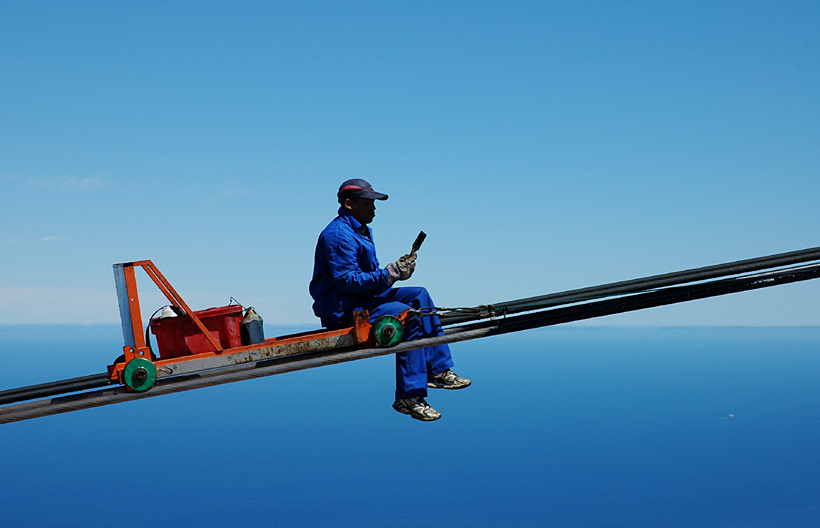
[{"xmin": 3, "ymin": 261, "xmax": 819, "ymax": 424}]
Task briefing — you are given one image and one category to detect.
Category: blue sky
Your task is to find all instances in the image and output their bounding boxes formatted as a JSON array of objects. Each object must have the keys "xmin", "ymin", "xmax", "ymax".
[{"xmin": 2, "ymin": 1, "xmax": 819, "ymax": 326}]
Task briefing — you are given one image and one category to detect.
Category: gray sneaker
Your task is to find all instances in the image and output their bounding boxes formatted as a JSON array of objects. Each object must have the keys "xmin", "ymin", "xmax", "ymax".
[
  {"xmin": 427, "ymin": 369, "xmax": 471, "ymax": 389},
  {"xmin": 392, "ymin": 397, "xmax": 441, "ymax": 421}
]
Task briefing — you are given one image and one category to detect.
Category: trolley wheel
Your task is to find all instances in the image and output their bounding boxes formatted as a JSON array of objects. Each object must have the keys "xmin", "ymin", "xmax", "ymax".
[
  {"xmin": 113, "ymin": 351, "xmax": 157, "ymax": 365},
  {"xmin": 123, "ymin": 358, "xmax": 157, "ymax": 392},
  {"xmin": 370, "ymin": 316, "xmax": 404, "ymax": 347}
]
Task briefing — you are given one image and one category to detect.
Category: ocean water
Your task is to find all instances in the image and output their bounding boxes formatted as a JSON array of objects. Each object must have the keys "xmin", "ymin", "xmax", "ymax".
[{"xmin": 1, "ymin": 325, "xmax": 819, "ymax": 527}]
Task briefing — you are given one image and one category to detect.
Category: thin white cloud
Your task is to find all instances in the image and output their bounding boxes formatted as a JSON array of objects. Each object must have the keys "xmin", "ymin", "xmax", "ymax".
[
  {"xmin": 0, "ymin": 172, "xmax": 21, "ymax": 183},
  {"xmin": 1, "ymin": 173, "xmax": 107, "ymax": 190},
  {"xmin": 34, "ymin": 176, "xmax": 106, "ymax": 190},
  {"xmin": 40, "ymin": 236, "xmax": 68, "ymax": 242},
  {"xmin": 0, "ymin": 285, "xmax": 120, "ymax": 324}
]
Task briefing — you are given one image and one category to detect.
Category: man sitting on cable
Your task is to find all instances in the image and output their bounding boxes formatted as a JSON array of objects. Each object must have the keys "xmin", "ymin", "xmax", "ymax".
[{"xmin": 309, "ymin": 179, "xmax": 470, "ymax": 421}]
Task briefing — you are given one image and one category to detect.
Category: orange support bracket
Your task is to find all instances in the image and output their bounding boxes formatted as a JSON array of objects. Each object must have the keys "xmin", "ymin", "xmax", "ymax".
[
  {"xmin": 112, "ymin": 260, "xmax": 223, "ymax": 379},
  {"xmin": 132, "ymin": 260, "xmax": 223, "ymax": 354},
  {"xmin": 352, "ymin": 310, "xmax": 371, "ymax": 345}
]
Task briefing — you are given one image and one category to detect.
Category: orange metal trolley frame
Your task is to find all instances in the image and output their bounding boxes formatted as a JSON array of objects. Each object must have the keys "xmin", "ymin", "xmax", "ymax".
[{"xmin": 110, "ymin": 261, "xmax": 403, "ymax": 390}]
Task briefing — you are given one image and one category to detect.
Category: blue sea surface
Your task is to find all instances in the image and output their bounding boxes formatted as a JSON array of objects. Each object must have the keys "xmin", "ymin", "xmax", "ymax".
[{"xmin": 1, "ymin": 325, "xmax": 819, "ymax": 527}]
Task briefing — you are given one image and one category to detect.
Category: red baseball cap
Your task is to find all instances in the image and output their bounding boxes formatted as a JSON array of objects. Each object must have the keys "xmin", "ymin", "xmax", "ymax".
[{"xmin": 337, "ymin": 179, "xmax": 388, "ymax": 201}]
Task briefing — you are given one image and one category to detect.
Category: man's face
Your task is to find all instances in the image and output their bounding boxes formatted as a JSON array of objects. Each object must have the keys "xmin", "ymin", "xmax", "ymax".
[{"xmin": 344, "ymin": 197, "xmax": 377, "ymax": 225}]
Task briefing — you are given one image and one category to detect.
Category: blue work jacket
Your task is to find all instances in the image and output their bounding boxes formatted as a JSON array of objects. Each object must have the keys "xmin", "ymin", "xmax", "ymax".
[{"xmin": 310, "ymin": 208, "xmax": 392, "ymax": 328}]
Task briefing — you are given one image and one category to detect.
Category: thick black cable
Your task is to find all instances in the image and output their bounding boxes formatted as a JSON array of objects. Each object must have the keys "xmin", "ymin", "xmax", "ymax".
[
  {"xmin": 439, "ymin": 245, "xmax": 820, "ymax": 324},
  {"xmin": 443, "ymin": 262, "xmax": 820, "ymax": 336},
  {"xmin": 4, "ymin": 257, "xmax": 820, "ymax": 408},
  {"xmin": 0, "ymin": 373, "xmax": 112, "ymax": 405},
  {"xmin": 3, "ymin": 262, "xmax": 820, "ymax": 424}
]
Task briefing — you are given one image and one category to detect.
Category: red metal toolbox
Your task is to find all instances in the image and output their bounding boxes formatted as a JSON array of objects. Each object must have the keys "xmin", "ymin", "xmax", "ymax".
[{"xmin": 151, "ymin": 305, "xmax": 243, "ymax": 359}]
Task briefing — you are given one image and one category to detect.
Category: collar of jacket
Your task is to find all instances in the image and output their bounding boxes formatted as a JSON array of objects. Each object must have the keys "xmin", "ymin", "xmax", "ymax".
[{"xmin": 337, "ymin": 207, "xmax": 371, "ymax": 239}]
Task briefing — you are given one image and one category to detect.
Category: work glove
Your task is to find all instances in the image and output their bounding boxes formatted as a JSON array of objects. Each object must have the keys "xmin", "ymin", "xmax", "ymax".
[{"xmin": 386, "ymin": 253, "xmax": 417, "ymax": 285}]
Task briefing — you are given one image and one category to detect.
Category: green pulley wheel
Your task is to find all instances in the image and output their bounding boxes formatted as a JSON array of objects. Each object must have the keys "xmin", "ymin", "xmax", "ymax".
[
  {"xmin": 371, "ymin": 316, "xmax": 404, "ymax": 347},
  {"xmin": 123, "ymin": 357, "xmax": 157, "ymax": 392}
]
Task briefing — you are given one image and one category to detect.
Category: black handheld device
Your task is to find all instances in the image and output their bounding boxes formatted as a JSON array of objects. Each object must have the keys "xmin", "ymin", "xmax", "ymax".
[{"xmin": 411, "ymin": 231, "xmax": 427, "ymax": 255}]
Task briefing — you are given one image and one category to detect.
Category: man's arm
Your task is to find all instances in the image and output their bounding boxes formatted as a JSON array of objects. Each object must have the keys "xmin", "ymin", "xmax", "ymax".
[{"xmin": 322, "ymin": 232, "xmax": 392, "ymax": 295}]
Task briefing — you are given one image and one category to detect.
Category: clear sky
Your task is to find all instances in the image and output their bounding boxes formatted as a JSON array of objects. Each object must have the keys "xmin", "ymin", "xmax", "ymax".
[{"xmin": 2, "ymin": 1, "xmax": 819, "ymax": 326}]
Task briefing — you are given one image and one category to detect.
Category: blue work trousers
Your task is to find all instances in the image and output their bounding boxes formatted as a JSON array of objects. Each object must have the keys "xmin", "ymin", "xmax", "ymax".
[{"xmin": 345, "ymin": 286, "xmax": 454, "ymax": 399}]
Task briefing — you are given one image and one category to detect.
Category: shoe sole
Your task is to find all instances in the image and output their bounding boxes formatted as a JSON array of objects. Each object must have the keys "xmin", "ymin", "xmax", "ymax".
[
  {"xmin": 392, "ymin": 403, "xmax": 441, "ymax": 421},
  {"xmin": 427, "ymin": 380, "xmax": 472, "ymax": 390}
]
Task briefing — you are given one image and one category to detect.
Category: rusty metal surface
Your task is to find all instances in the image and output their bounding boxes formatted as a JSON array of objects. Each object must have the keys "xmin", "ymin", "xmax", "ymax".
[{"xmin": 154, "ymin": 333, "xmax": 357, "ymax": 378}]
